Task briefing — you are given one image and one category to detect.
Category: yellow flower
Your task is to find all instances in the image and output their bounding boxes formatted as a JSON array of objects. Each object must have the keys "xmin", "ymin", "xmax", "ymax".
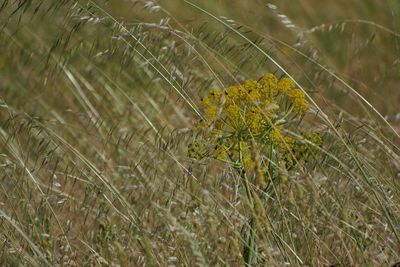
[
  {"xmin": 304, "ymin": 131, "xmax": 322, "ymax": 146},
  {"xmin": 201, "ymin": 97, "xmax": 212, "ymax": 107},
  {"xmin": 277, "ymin": 77, "xmax": 295, "ymax": 94},
  {"xmin": 202, "ymin": 89, "xmax": 222, "ymax": 108},
  {"xmin": 208, "ymin": 89, "xmax": 222, "ymax": 101},
  {"xmin": 226, "ymin": 85, "xmax": 246, "ymax": 102},
  {"xmin": 286, "ymin": 88, "xmax": 309, "ymax": 114},
  {"xmin": 269, "ymin": 126, "xmax": 295, "ymax": 151},
  {"xmin": 205, "ymin": 105, "xmax": 219, "ymax": 121},
  {"xmin": 225, "ymin": 104, "xmax": 241, "ymax": 120},
  {"xmin": 214, "ymin": 144, "xmax": 229, "ymax": 160},
  {"xmin": 243, "ymin": 79, "xmax": 259, "ymax": 91},
  {"xmin": 260, "ymin": 73, "xmax": 278, "ymax": 95},
  {"xmin": 240, "ymin": 142, "xmax": 255, "ymax": 170},
  {"xmin": 243, "ymin": 79, "xmax": 262, "ymax": 102},
  {"xmin": 195, "ymin": 120, "xmax": 207, "ymax": 130},
  {"xmin": 245, "ymin": 107, "xmax": 263, "ymax": 135},
  {"xmin": 269, "ymin": 126, "xmax": 282, "ymax": 142}
]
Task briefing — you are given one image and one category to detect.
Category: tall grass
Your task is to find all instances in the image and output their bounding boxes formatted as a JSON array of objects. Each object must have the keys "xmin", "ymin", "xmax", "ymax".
[{"xmin": 0, "ymin": 0, "xmax": 399, "ymax": 266}]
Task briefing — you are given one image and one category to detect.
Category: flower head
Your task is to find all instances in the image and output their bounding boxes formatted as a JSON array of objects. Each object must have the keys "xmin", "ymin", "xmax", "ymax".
[
  {"xmin": 190, "ymin": 72, "xmax": 320, "ymax": 173},
  {"xmin": 286, "ymin": 88, "xmax": 309, "ymax": 114}
]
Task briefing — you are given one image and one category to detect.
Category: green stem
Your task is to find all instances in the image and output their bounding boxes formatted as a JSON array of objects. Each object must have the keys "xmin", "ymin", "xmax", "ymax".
[
  {"xmin": 238, "ymin": 142, "xmax": 257, "ymax": 266},
  {"xmin": 243, "ymin": 216, "xmax": 256, "ymax": 266}
]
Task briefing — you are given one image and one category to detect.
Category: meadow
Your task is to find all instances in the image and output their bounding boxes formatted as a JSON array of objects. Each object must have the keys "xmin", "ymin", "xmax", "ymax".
[{"xmin": 0, "ymin": 0, "xmax": 399, "ymax": 266}]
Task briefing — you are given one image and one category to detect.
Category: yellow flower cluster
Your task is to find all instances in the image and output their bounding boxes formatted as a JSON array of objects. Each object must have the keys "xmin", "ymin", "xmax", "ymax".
[
  {"xmin": 270, "ymin": 127, "xmax": 322, "ymax": 168},
  {"xmin": 269, "ymin": 126, "xmax": 295, "ymax": 151},
  {"xmin": 190, "ymin": 73, "xmax": 321, "ymax": 176},
  {"xmin": 199, "ymin": 73, "xmax": 309, "ymax": 133},
  {"xmin": 286, "ymin": 88, "xmax": 309, "ymax": 114}
]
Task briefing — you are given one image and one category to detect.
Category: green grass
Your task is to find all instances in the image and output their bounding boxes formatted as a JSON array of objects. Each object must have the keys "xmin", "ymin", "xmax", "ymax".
[{"xmin": 0, "ymin": 0, "xmax": 399, "ymax": 266}]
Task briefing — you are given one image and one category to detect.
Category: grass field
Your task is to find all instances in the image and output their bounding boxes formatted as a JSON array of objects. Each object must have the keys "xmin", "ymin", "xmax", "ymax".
[{"xmin": 0, "ymin": 1, "xmax": 399, "ymax": 266}]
